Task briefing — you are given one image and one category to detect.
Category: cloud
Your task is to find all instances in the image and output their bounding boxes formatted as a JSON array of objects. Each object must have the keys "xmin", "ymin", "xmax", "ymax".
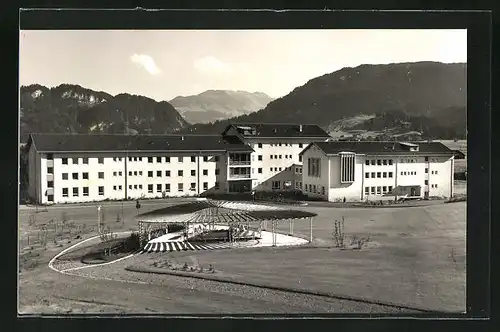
[
  {"xmin": 193, "ymin": 56, "xmax": 248, "ymax": 75},
  {"xmin": 130, "ymin": 54, "xmax": 162, "ymax": 75}
]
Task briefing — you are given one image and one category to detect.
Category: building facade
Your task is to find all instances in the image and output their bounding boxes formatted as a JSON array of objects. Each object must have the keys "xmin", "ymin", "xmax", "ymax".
[
  {"xmin": 221, "ymin": 124, "xmax": 330, "ymax": 192},
  {"xmin": 300, "ymin": 141, "xmax": 455, "ymax": 202}
]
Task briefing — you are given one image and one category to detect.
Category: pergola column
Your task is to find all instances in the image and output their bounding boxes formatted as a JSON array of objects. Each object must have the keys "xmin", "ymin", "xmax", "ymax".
[
  {"xmin": 271, "ymin": 220, "xmax": 276, "ymax": 247},
  {"xmin": 309, "ymin": 217, "xmax": 313, "ymax": 243},
  {"xmin": 288, "ymin": 219, "xmax": 292, "ymax": 235}
]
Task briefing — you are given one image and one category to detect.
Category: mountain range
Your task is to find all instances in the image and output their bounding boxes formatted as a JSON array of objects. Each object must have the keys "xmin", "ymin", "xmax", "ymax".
[
  {"xmin": 169, "ymin": 90, "xmax": 273, "ymax": 124},
  {"xmin": 20, "ymin": 61, "xmax": 467, "ymax": 142},
  {"xmin": 182, "ymin": 61, "xmax": 467, "ymax": 140}
]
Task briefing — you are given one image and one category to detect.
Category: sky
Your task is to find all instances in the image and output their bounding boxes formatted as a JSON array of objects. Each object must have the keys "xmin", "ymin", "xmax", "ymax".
[{"xmin": 19, "ymin": 29, "xmax": 467, "ymax": 101}]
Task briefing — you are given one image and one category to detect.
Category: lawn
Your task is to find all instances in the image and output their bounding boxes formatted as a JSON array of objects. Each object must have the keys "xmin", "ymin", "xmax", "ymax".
[{"xmin": 136, "ymin": 202, "xmax": 466, "ymax": 313}]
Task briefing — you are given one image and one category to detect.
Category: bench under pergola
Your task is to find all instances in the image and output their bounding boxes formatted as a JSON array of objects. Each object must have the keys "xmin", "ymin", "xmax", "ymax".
[{"xmin": 135, "ymin": 200, "xmax": 317, "ymax": 247}]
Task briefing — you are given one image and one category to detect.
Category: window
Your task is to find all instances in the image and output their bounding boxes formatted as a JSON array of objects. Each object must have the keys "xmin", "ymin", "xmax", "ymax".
[
  {"xmin": 178, "ymin": 156, "xmax": 184, "ymax": 163},
  {"xmin": 83, "ymin": 157, "xmax": 88, "ymax": 164},
  {"xmin": 365, "ymin": 172, "xmax": 369, "ymax": 178},
  {"xmin": 165, "ymin": 170, "xmax": 170, "ymax": 177},
  {"xmin": 83, "ymin": 187, "xmax": 89, "ymax": 196},
  {"xmin": 129, "ymin": 185, "xmax": 132, "ymax": 190},
  {"xmin": 157, "ymin": 184, "xmax": 162, "ymax": 193},
  {"xmin": 72, "ymin": 157, "xmax": 78, "ymax": 165},
  {"xmin": 164, "ymin": 156, "xmax": 170, "ymax": 163},
  {"xmin": 289, "ymin": 155, "xmax": 293, "ymax": 159},
  {"xmin": 383, "ymin": 160, "xmax": 387, "ymax": 165},
  {"xmin": 377, "ymin": 172, "xmax": 381, "ymax": 178},
  {"xmin": 365, "ymin": 187, "xmax": 370, "ymax": 195},
  {"xmin": 435, "ymin": 184, "xmax": 438, "ymax": 188},
  {"xmin": 214, "ymin": 182, "xmax": 219, "ymax": 189},
  {"xmin": 258, "ymin": 168, "xmax": 262, "ymax": 174},
  {"xmin": 388, "ymin": 172, "xmax": 393, "ymax": 178},
  {"xmin": 191, "ymin": 156, "xmax": 196, "ymax": 163},
  {"xmin": 383, "ymin": 172, "xmax": 387, "ymax": 178},
  {"xmin": 270, "ymin": 155, "xmax": 274, "ymax": 160},
  {"xmin": 382, "ymin": 186, "xmax": 387, "ymax": 193},
  {"xmin": 98, "ymin": 157, "xmax": 104, "ymax": 164},
  {"xmin": 128, "ymin": 157, "xmax": 132, "ymax": 162},
  {"xmin": 178, "ymin": 183, "xmax": 184, "ymax": 192},
  {"xmin": 98, "ymin": 186, "xmax": 104, "ymax": 196},
  {"xmin": 203, "ymin": 156, "xmax": 209, "ymax": 162},
  {"xmin": 119, "ymin": 171, "xmax": 122, "ymax": 176},
  {"xmin": 272, "ymin": 181, "xmax": 281, "ymax": 190},
  {"xmin": 47, "ymin": 167, "xmax": 53, "ymax": 174},
  {"xmin": 388, "ymin": 159, "xmax": 393, "ymax": 165},
  {"xmin": 377, "ymin": 160, "xmax": 382, "ymax": 165},
  {"xmin": 165, "ymin": 184, "xmax": 171, "ymax": 192},
  {"xmin": 215, "ymin": 156, "xmax": 219, "ymax": 162},
  {"xmin": 118, "ymin": 157, "xmax": 122, "ymax": 162},
  {"xmin": 157, "ymin": 171, "xmax": 162, "ymax": 177},
  {"xmin": 62, "ymin": 158, "xmax": 68, "ymax": 165},
  {"xmin": 371, "ymin": 187, "xmax": 375, "ymax": 194},
  {"xmin": 403, "ymin": 171, "xmax": 407, "ymax": 175},
  {"xmin": 62, "ymin": 173, "xmax": 68, "ymax": 180},
  {"xmin": 148, "ymin": 157, "xmax": 153, "ymax": 163},
  {"xmin": 157, "ymin": 157, "xmax": 162, "ymax": 163},
  {"xmin": 215, "ymin": 169, "xmax": 220, "ymax": 175},
  {"xmin": 279, "ymin": 167, "xmax": 282, "ymax": 171},
  {"xmin": 203, "ymin": 169, "xmax": 208, "ymax": 176},
  {"xmin": 178, "ymin": 170, "xmax": 183, "ymax": 177},
  {"xmin": 370, "ymin": 160, "xmax": 376, "ymax": 165},
  {"xmin": 270, "ymin": 167, "xmax": 273, "ymax": 173},
  {"xmin": 148, "ymin": 184, "xmax": 153, "ymax": 193},
  {"xmin": 83, "ymin": 172, "xmax": 89, "ymax": 179},
  {"xmin": 257, "ymin": 155, "xmax": 262, "ymax": 161},
  {"xmin": 425, "ymin": 156, "xmax": 429, "ymax": 162},
  {"xmin": 203, "ymin": 182, "xmax": 208, "ymax": 190},
  {"xmin": 47, "ymin": 181, "xmax": 53, "ymax": 188},
  {"xmin": 129, "ymin": 171, "xmax": 132, "ymax": 176},
  {"xmin": 191, "ymin": 170, "xmax": 196, "ymax": 176},
  {"xmin": 308, "ymin": 158, "xmax": 321, "ymax": 177},
  {"xmin": 190, "ymin": 183, "xmax": 196, "ymax": 191},
  {"xmin": 113, "ymin": 171, "xmax": 117, "ymax": 176},
  {"xmin": 388, "ymin": 186, "xmax": 393, "ymax": 193},
  {"xmin": 299, "ymin": 156, "xmax": 302, "ymax": 162},
  {"xmin": 46, "ymin": 153, "xmax": 53, "ymax": 160},
  {"xmin": 376, "ymin": 186, "xmax": 381, "ymax": 195},
  {"xmin": 252, "ymin": 168, "xmax": 255, "ymax": 174},
  {"xmin": 134, "ymin": 185, "xmax": 138, "ymax": 189},
  {"xmin": 148, "ymin": 171, "xmax": 153, "ymax": 178},
  {"xmin": 134, "ymin": 171, "xmax": 138, "ymax": 176},
  {"xmin": 139, "ymin": 185, "xmax": 142, "ymax": 189},
  {"xmin": 435, "ymin": 170, "xmax": 438, "ymax": 175},
  {"xmin": 62, "ymin": 188, "xmax": 68, "ymax": 197},
  {"xmin": 299, "ymin": 182, "xmax": 303, "ymax": 190},
  {"xmin": 258, "ymin": 143, "xmax": 262, "ymax": 148},
  {"xmin": 113, "ymin": 157, "xmax": 116, "ymax": 162},
  {"xmin": 425, "ymin": 180, "xmax": 429, "ymax": 185},
  {"xmin": 279, "ymin": 143, "xmax": 282, "ymax": 147},
  {"xmin": 72, "ymin": 173, "xmax": 78, "ymax": 180},
  {"xmin": 365, "ymin": 160, "xmax": 370, "ymax": 166},
  {"xmin": 322, "ymin": 186, "xmax": 325, "ymax": 195},
  {"xmin": 113, "ymin": 185, "xmax": 117, "ymax": 190},
  {"xmin": 299, "ymin": 143, "xmax": 303, "ymax": 148},
  {"xmin": 285, "ymin": 155, "xmax": 288, "ymax": 159},
  {"xmin": 98, "ymin": 172, "xmax": 104, "ymax": 179},
  {"xmin": 279, "ymin": 155, "xmax": 282, "ymax": 159}
]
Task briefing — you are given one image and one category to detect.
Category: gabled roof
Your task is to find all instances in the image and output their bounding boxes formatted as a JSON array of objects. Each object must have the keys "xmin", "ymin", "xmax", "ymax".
[
  {"xmin": 223, "ymin": 123, "xmax": 330, "ymax": 139},
  {"xmin": 299, "ymin": 141, "xmax": 454, "ymax": 156},
  {"xmin": 29, "ymin": 133, "xmax": 253, "ymax": 153}
]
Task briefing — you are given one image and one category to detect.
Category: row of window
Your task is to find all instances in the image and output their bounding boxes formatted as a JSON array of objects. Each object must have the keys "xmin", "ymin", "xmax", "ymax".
[
  {"xmin": 55, "ymin": 169, "xmax": 223, "ymax": 180},
  {"xmin": 59, "ymin": 155, "xmax": 220, "ymax": 165},
  {"xmin": 269, "ymin": 166, "xmax": 300, "ymax": 173},
  {"xmin": 365, "ymin": 159, "xmax": 394, "ymax": 166},
  {"xmin": 364, "ymin": 186, "xmax": 394, "ymax": 195},
  {"xmin": 365, "ymin": 171, "xmax": 394, "ymax": 179},
  {"xmin": 304, "ymin": 183, "xmax": 326, "ymax": 195},
  {"xmin": 270, "ymin": 180, "xmax": 300, "ymax": 190},
  {"xmin": 61, "ymin": 182, "xmax": 221, "ymax": 198},
  {"xmin": 266, "ymin": 143, "xmax": 304, "ymax": 148}
]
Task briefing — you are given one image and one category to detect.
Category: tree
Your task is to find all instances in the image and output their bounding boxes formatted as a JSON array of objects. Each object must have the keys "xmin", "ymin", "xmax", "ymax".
[{"xmin": 99, "ymin": 226, "xmax": 117, "ymax": 256}]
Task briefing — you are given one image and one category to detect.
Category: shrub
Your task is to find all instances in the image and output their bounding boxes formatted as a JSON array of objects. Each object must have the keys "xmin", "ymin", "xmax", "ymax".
[
  {"xmin": 333, "ymin": 217, "xmax": 345, "ymax": 248},
  {"xmin": 122, "ymin": 232, "xmax": 141, "ymax": 252}
]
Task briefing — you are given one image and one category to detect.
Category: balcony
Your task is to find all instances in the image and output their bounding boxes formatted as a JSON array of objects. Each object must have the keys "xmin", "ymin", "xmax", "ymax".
[
  {"xmin": 228, "ymin": 173, "xmax": 252, "ymax": 180},
  {"xmin": 229, "ymin": 160, "xmax": 251, "ymax": 166}
]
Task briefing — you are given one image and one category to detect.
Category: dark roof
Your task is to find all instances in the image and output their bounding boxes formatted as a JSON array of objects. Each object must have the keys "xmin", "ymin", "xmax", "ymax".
[
  {"xmin": 28, "ymin": 134, "xmax": 253, "ymax": 153},
  {"xmin": 300, "ymin": 141, "xmax": 454, "ymax": 156},
  {"xmin": 224, "ymin": 123, "xmax": 330, "ymax": 138}
]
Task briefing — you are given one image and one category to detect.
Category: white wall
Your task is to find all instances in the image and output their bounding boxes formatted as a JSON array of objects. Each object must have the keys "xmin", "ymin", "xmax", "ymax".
[
  {"xmin": 328, "ymin": 155, "xmax": 364, "ymax": 202},
  {"xmin": 301, "ymin": 145, "xmax": 330, "ymax": 200},
  {"xmin": 427, "ymin": 155, "xmax": 454, "ymax": 198}
]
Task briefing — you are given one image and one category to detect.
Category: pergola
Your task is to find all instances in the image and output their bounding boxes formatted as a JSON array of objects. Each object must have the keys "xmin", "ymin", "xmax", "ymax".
[{"xmin": 135, "ymin": 200, "xmax": 317, "ymax": 247}]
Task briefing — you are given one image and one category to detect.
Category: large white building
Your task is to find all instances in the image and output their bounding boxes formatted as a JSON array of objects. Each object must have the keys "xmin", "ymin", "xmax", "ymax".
[
  {"xmin": 26, "ymin": 123, "xmax": 330, "ymax": 204},
  {"xmin": 300, "ymin": 141, "xmax": 455, "ymax": 202}
]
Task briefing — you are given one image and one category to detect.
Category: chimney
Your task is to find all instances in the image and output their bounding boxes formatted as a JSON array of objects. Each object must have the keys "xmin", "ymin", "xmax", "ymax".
[
  {"xmin": 181, "ymin": 136, "xmax": 185, "ymax": 141},
  {"xmin": 299, "ymin": 124, "xmax": 303, "ymax": 132}
]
